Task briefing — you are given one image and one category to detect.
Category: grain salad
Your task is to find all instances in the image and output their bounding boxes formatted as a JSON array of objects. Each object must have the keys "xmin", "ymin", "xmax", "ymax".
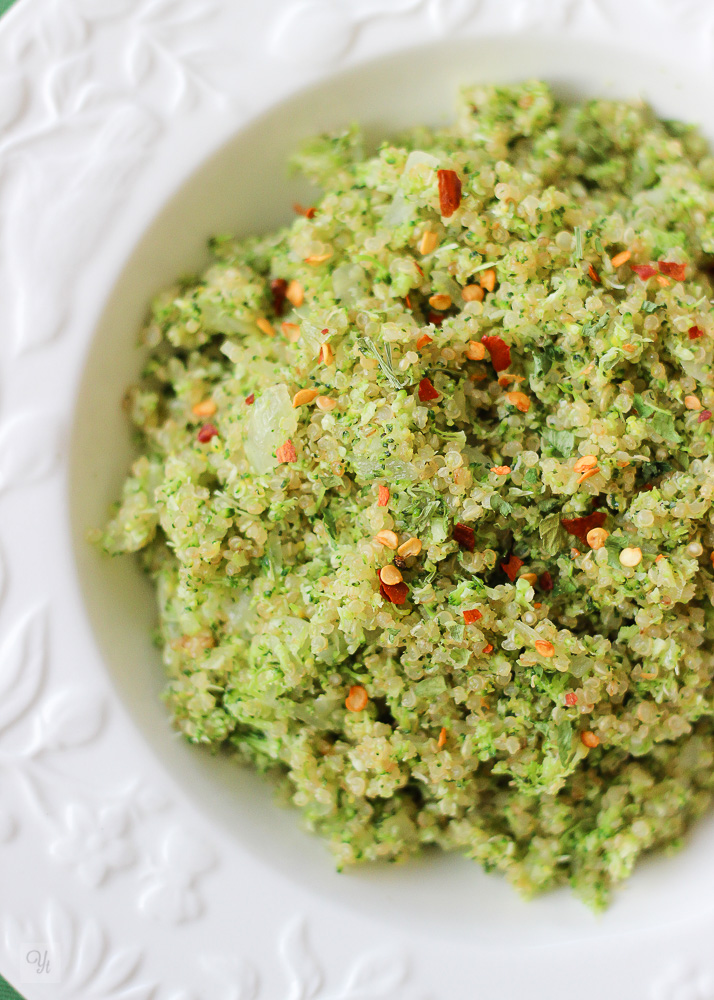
[{"xmin": 98, "ymin": 81, "xmax": 714, "ymax": 908}]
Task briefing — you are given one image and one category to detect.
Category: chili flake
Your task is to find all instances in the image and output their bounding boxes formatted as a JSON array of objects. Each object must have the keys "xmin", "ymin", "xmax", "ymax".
[
  {"xmin": 689, "ymin": 326, "xmax": 705, "ymax": 340},
  {"xmin": 197, "ymin": 423, "xmax": 218, "ymax": 443},
  {"xmin": 276, "ymin": 439, "xmax": 297, "ymax": 464},
  {"xmin": 453, "ymin": 523, "xmax": 475, "ymax": 551},
  {"xmin": 437, "ymin": 168, "xmax": 462, "ymax": 217},
  {"xmin": 505, "ymin": 391, "xmax": 530, "ymax": 412},
  {"xmin": 479, "ymin": 268, "xmax": 497, "ymax": 293},
  {"xmin": 379, "ymin": 579, "xmax": 409, "ymax": 605},
  {"xmin": 565, "ymin": 692, "xmax": 578, "ymax": 707},
  {"xmin": 631, "ymin": 264, "xmax": 658, "ymax": 280},
  {"xmin": 418, "ymin": 377, "xmax": 440, "ymax": 402},
  {"xmin": 377, "ymin": 485, "xmax": 390, "ymax": 507},
  {"xmin": 501, "ymin": 553, "xmax": 524, "ymax": 581},
  {"xmin": 481, "ymin": 335, "xmax": 511, "ymax": 372},
  {"xmin": 271, "ymin": 278, "xmax": 288, "ymax": 316},
  {"xmin": 463, "ymin": 608, "xmax": 483, "ymax": 624},
  {"xmin": 416, "ymin": 333, "xmax": 433, "ymax": 350},
  {"xmin": 658, "ymin": 260, "xmax": 686, "ymax": 281},
  {"xmin": 560, "ymin": 511, "xmax": 607, "ymax": 545}
]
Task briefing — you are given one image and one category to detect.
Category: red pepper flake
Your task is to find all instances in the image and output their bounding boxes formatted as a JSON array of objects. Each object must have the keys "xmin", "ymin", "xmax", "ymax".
[
  {"xmin": 689, "ymin": 326, "xmax": 705, "ymax": 340},
  {"xmin": 565, "ymin": 692, "xmax": 578, "ymax": 707},
  {"xmin": 418, "ymin": 377, "xmax": 440, "ymax": 402},
  {"xmin": 428, "ymin": 311, "xmax": 444, "ymax": 327},
  {"xmin": 482, "ymin": 644, "xmax": 494, "ymax": 655},
  {"xmin": 453, "ymin": 523, "xmax": 475, "ymax": 551},
  {"xmin": 276, "ymin": 439, "xmax": 297, "ymax": 464},
  {"xmin": 293, "ymin": 202, "xmax": 316, "ymax": 219},
  {"xmin": 437, "ymin": 727, "xmax": 447, "ymax": 748},
  {"xmin": 270, "ymin": 278, "xmax": 288, "ymax": 316},
  {"xmin": 377, "ymin": 485, "xmax": 390, "ymax": 507},
  {"xmin": 501, "ymin": 553, "xmax": 524, "ymax": 582},
  {"xmin": 197, "ymin": 423, "xmax": 218, "ymax": 443},
  {"xmin": 405, "ymin": 294, "xmax": 412, "ymax": 310},
  {"xmin": 463, "ymin": 608, "xmax": 483, "ymax": 624},
  {"xmin": 588, "ymin": 263, "xmax": 600, "ymax": 283},
  {"xmin": 379, "ymin": 579, "xmax": 409, "ymax": 605},
  {"xmin": 560, "ymin": 511, "xmax": 607, "ymax": 545},
  {"xmin": 413, "ymin": 260, "xmax": 425, "ymax": 279},
  {"xmin": 416, "ymin": 333, "xmax": 433, "ymax": 350},
  {"xmin": 631, "ymin": 264, "xmax": 658, "ymax": 280},
  {"xmin": 437, "ymin": 168, "xmax": 462, "ymax": 217},
  {"xmin": 538, "ymin": 571, "xmax": 554, "ymax": 592},
  {"xmin": 698, "ymin": 410, "xmax": 712, "ymax": 423},
  {"xmin": 658, "ymin": 260, "xmax": 686, "ymax": 281},
  {"xmin": 245, "ymin": 393, "xmax": 255, "ymax": 405},
  {"xmin": 481, "ymin": 335, "xmax": 511, "ymax": 372}
]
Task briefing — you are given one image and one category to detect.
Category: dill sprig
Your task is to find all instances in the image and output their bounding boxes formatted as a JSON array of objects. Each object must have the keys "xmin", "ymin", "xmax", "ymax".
[{"xmin": 356, "ymin": 337, "xmax": 410, "ymax": 390}]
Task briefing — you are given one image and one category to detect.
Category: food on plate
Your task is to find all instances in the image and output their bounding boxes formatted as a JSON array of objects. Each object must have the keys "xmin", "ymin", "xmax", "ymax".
[{"xmin": 97, "ymin": 81, "xmax": 714, "ymax": 907}]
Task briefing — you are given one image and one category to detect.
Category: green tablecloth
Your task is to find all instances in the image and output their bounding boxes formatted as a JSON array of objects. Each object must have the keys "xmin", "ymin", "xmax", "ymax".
[
  {"xmin": 0, "ymin": 979, "xmax": 22, "ymax": 1000},
  {"xmin": 1, "ymin": 11, "xmax": 22, "ymax": 1000}
]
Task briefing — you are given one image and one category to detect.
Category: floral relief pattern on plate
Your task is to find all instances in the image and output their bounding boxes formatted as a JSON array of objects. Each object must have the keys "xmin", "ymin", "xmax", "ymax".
[
  {"xmin": 651, "ymin": 962, "xmax": 714, "ymax": 1000},
  {"xmin": 3, "ymin": 899, "xmax": 157, "ymax": 999},
  {"xmin": 0, "ymin": 0, "xmax": 241, "ymax": 355},
  {"xmin": 3, "ymin": 904, "xmax": 412, "ymax": 1000}
]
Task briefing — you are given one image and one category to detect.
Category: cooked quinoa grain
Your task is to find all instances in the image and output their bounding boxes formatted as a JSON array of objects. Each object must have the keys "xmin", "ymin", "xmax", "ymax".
[{"xmin": 99, "ymin": 81, "xmax": 714, "ymax": 909}]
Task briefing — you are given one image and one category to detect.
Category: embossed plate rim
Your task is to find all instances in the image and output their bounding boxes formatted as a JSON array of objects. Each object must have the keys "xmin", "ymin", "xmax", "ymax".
[{"xmin": 3, "ymin": 2, "xmax": 714, "ymax": 999}]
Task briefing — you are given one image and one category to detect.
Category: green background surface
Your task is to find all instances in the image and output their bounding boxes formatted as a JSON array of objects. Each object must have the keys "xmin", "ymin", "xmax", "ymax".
[
  {"xmin": 0, "ymin": 978, "xmax": 22, "ymax": 1000},
  {"xmin": 1, "ymin": 0, "xmax": 30, "ymax": 986}
]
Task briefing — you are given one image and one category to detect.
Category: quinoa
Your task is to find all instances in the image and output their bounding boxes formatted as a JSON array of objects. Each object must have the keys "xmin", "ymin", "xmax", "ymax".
[{"xmin": 98, "ymin": 81, "xmax": 714, "ymax": 908}]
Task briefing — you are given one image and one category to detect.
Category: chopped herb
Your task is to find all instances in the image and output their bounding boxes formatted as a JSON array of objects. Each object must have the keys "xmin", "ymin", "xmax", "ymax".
[
  {"xmin": 356, "ymin": 337, "xmax": 410, "ymax": 389},
  {"xmin": 557, "ymin": 720, "xmax": 573, "ymax": 764},
  {"xmin": 541, "ymin": 428, "xmax": 575, "ymax": 457}
]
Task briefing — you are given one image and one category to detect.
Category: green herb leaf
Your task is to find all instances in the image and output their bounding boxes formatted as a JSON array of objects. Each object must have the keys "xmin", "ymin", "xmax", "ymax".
[
  {"xmin": 541, "ymin": 427, "xmax": 575, "ymax": 458},
  {"xmin": 641, "ymin": 300, "xmax": 662, "ymax": 314},
  {"xmin": 491, "ymin": 495, "xmax": 513, "ymax": 517},
  {"xmin": 652, "ymin": 410, "xmax": 681, "ymax": 444},
  {"xmin": 531, "ymin": 343, "xmax": 561, "ymax": 378},
  {"xmin": 557, "ymin": 720, "xmax": 573, "ymax": 765},
  {"xmin": 539, "ymin": 513, "xmax": 565, "ymax": 557},
  {"xmin": 323, "ymin": 507, "xmax": 337, "ymax": 541},
  {"xmin": 581, "ymin": 312, "xmax": 610, "ymax": 338},
  {"xmin": 639, "ymin": 460, "xmax": 673, "ymax": 482},
  {"xmin": 632, "ymin": 394, "xmax": 654, "ymax": 418},
  {"xmin": 598, "ymin": 346, "xmax": 622, "ymax": 372},
  {"xmin": 537, "ymin": 497, "xmax": 561, "ymax": 514}
]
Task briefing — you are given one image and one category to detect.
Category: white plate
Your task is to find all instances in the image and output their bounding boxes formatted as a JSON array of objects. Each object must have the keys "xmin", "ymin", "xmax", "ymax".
[{"xmin": 2, "ymin": 1, "xmax": 714, "ymax": 997}]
